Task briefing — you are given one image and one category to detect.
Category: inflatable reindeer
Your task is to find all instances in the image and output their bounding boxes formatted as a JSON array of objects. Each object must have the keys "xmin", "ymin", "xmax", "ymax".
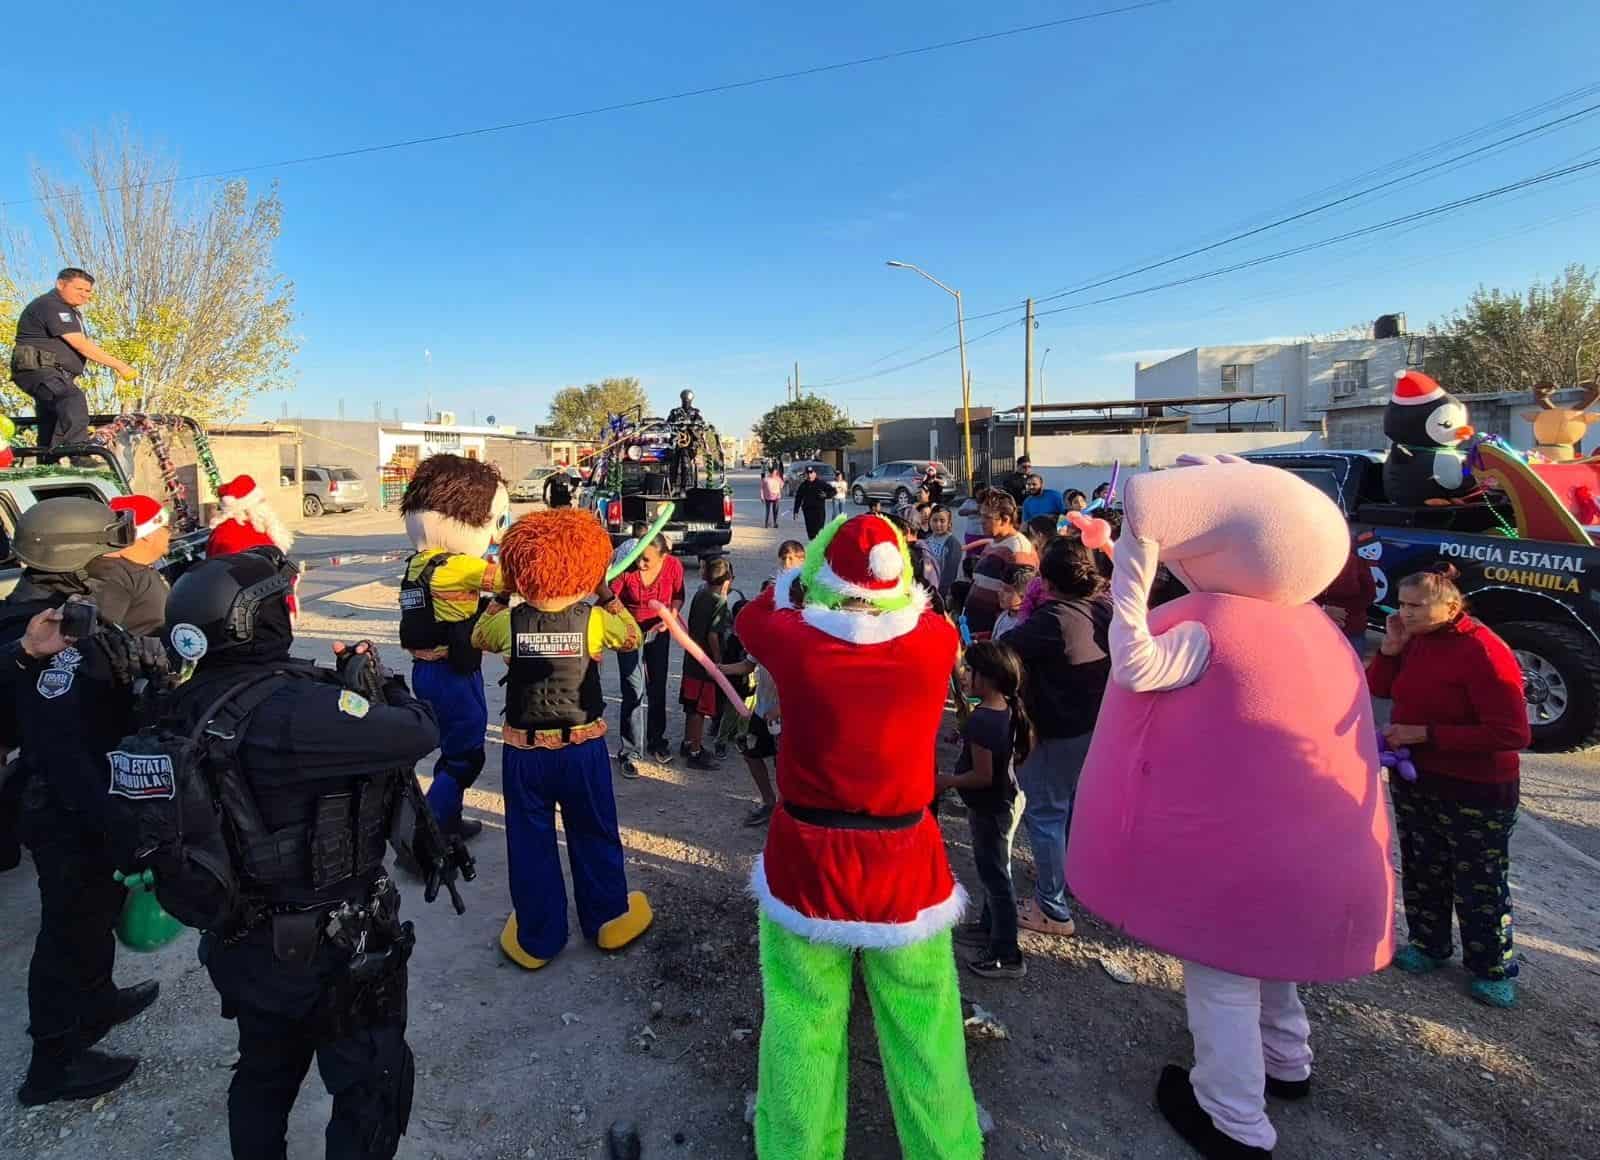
[{"xmin": 1523, "ymin": 380, "xmax": 1600, "ymax": 462}]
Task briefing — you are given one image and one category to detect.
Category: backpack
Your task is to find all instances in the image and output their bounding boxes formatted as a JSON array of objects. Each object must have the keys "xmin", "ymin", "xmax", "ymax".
[{"xmin": 102, "ymin": 671, "xmax": 288, "ymax": 932}]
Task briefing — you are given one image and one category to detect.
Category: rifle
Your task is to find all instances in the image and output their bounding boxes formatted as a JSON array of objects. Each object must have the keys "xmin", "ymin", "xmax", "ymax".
[{"xmin": 334, "ymin": 643, "xmax": 476, "ymax": 914}]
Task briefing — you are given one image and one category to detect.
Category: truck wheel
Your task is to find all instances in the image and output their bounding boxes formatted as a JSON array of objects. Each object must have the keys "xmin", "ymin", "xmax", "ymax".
[
  {"xmin": 851, "ymin": 486, "xmax": 866, "ymax": 506},
  {"xmin": 303, "ymin": 494, "xmax": 324, "ymax": 517},
  {"xmin": 1494, "ymin": 620, "xmax": 1600, "ymax": 752}
]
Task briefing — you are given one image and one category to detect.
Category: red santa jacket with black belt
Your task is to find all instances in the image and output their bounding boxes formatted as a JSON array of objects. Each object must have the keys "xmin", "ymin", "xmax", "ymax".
[{"xmin": 734, "ymin": 577, "xmax": 965, "ymax": 948}]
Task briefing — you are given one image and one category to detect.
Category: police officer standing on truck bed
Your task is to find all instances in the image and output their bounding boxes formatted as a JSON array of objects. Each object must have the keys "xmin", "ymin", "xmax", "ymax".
[
  {"xmin": 10, "ymin": 268, "xmax": 137, "ymax": 452},
  {"xmin": 0, "ymin": 498, "xmax": 172, "ymax": 1106},
  {"xmin": 161, "ymin": 548, "xmax": 451, "ymax": 1159}
]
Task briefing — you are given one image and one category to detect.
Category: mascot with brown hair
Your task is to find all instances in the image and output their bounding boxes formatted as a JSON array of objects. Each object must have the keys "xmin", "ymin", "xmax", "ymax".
[
  {"xmin": 397, "ymin": 454, "xmax": 511, "ymax": 839},
  {"xmin": 472, "ymin": 507, "xmax": 655, "ymax": 968}
]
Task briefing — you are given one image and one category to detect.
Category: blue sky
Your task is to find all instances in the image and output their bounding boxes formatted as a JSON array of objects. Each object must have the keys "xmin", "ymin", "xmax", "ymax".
[{"xmin": 4, "ymin": 0, "xmax": 1598, "ymax": 435}]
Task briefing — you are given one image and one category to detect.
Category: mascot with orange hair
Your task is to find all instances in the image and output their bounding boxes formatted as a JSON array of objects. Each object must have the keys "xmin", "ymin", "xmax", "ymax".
[{"xmin": 471, "ymin": 508, "xmax": 654, "ymax": 968}]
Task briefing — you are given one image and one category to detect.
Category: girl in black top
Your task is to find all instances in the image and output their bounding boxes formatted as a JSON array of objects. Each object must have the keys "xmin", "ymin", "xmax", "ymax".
[{"xmin": 937, "ymin": 640, "xmax": 1033, "ymax": 979}]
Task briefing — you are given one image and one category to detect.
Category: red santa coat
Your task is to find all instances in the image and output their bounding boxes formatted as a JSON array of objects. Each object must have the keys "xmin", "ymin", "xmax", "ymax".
[{"xmin": 735, "ymin": 577, "xmax": 966, "ymax": 948}]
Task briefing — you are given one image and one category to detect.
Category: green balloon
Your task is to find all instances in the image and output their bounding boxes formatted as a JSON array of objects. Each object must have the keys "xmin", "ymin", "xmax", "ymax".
[
  {"xmin": 114, "ymin": 868, "xmax": 185, "ymax": 951},
  {"xmin": 603, "ymin": 502, "xmax": 676, "ymax": 583}
]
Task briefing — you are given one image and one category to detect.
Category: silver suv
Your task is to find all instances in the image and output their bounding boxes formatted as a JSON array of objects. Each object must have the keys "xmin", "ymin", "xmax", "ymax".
[
  {"xmin": 282, "ymin": 465, "xmax": 368, "ymax": 516},
  {"xmin": 850, "ymin": 460, "xmax": 953, "ymax": 506}
]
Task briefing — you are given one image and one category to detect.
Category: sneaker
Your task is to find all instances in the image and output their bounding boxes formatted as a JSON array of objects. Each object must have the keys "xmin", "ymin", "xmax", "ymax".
[
  {"xmin": 967, "ymin": 955, "xmax": 1027, "ymax": 980},
  {"xmin": 743, "ymin": 802, "xmax": 775, "ymax": 827},
  {"xmin": 650, "ymin": 743, "xmax": 674, "ymax": 765},
  {"xmin": 619, "ymin": 757, "xmax": 642, "ymax": 780},
  {"xmin": 952, "ymin": 921, "xmax": 992, "ymax": 949},
  {"xmin": 1017, "ymin": 899, "xmax": 1075, "ymax": 937},
  {"xmin": 1392, "ymin": 945, "xmax": 1449, "ymax": 974},
  {"xmin": 687, "ymin": 748, "xmax": 719, "ymax": 772},
  {"xmin": 1469, "ymin": 977, "xmax": 1517, "ymax": 1008},
  {"xmin": 1265, "ymin": 1074, "xmax": 1312, "ymax": 1100}
]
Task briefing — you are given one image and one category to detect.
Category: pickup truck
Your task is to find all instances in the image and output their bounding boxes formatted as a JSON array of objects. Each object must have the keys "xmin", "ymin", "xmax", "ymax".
[
  {"xmin": 1246, "ymin": 449, "xmax": 1600, "ymax": 752},
  {"xmin": 585, "ymin": 414, "xmax": 733, "ymax": 556}
]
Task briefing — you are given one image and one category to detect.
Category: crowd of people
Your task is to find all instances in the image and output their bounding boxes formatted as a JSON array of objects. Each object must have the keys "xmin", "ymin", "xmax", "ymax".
[{"xmin": 0, "ymin": 450, "xmax": 1537, "ymax": 1160}]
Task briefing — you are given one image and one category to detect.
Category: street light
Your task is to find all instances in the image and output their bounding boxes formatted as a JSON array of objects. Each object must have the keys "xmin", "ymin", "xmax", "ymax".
[
  {"xmin": 1039, "ymin": 347, "xmax": 1052, "ymax": 406},
  {"xmin": 886, "ymin": 259, "xmax": 973, "ymax": 491}
]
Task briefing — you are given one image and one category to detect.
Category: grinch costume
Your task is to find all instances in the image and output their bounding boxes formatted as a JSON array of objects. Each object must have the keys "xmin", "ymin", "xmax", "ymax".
[
  {"xmin": 473, "ymin": 508, "xmax": 653, "ymax": 968},
  {"xmin": 735, "ymin": 513, "xmax": 982, "ymax": 1160}
]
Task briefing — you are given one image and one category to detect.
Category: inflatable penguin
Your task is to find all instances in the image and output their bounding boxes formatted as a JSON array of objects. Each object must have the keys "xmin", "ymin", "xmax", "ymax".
[{"xmin": 1382, "ymin": 370, "xmax": 1475, "ymax": 506}]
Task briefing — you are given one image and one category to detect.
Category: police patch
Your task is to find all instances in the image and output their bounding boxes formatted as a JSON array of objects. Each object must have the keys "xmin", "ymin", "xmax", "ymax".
[
  {"xmin": 338, "ymin": 690, "xmax": 371, "ymax": 718},
  {"xmin": 36, "ymin": 647, "xmax": 82, "ymax": 700},
  {"xmin": 59, "ymin": 312, "xmax": 73, "ymax": 322},
  {"xmin": 107, "ymin": 751, "xmax": 176, "ymax": 800},
  {"xmin": 170, "ymin": 623, "xmax": 208, "ymax": 661},
  {"xmin": 515, "ymin": 631, "xmax": 584, "ymax": 658},
  {"xmin": 398, "ymin": 587, "xmax": 427, "ymax": 611}
]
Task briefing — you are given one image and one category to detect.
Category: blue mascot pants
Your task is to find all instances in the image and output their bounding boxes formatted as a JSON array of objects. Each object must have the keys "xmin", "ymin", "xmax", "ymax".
[
  {"xmin": 410, "ymin": 659, "xmax": 487, "ymax": 827},
  {"xmin": 502, "ymin": 737, "xmax": 629, "ymax": 960}
]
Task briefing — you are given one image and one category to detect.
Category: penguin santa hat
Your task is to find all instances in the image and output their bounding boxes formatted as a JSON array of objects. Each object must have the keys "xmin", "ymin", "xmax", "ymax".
[
  {"xmin": 207, "ymin": 474, "xmax": 295, "ymax": 557},
  {"xmin": 1390, "ymin": 369, "xmax": 1447, "ymax": 406}
]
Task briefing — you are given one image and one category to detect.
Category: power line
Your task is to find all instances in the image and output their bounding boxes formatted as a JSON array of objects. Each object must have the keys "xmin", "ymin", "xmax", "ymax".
[{"xmin": 0, "ymin": 2, "xmax": 1172, "ymax": 208}]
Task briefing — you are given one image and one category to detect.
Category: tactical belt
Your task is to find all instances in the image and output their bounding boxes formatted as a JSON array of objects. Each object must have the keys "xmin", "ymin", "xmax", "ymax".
[
  {"xmin": 502, "ymin": 719, "xmax": 607, "ymax": 751},
  {"xmin": 9, "ymin": 345, "xmax": 67, "ymax": 374},
  {"xmin": 782, "ymin": 802, "xmax": 927, "ymax": 831}
]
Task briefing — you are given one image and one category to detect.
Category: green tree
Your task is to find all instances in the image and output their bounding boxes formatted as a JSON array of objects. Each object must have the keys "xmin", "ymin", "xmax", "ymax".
[
  {"xmin": 754, "ymin": 396, "xmax": 852, "ymax": 459},
  {"xmin": 543, "ymin": 376, "xmax": 649, "ymax": 438},
  {"xmin": 1425, "ymin": 264, "xmax": 1600, "ymax": 393},
  {"xmin": 1, "ymin": 132, "xmax": 296, "ymax": 423}
]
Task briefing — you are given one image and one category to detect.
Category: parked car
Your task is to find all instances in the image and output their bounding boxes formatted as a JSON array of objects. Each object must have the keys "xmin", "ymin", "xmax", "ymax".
[
  {"xmin": 850, "ymin": 459, "xmax": 954, "ymax": 506},
  {"xmin": 282, "ymin": 465, "xmax": 368, "ymax": 516},
  {"xmin": 509, "ymin": 467, "xmax": 575, "ymax": 504},
  {"xmin": 781, "ymin": 460, "xmax": 838, "ymax": 496}
]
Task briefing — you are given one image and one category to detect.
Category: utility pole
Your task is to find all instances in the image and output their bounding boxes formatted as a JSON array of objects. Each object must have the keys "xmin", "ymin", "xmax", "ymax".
[{"xmin": 1023, "ymin": 298, "xmax": 1034, "ymax": 460}]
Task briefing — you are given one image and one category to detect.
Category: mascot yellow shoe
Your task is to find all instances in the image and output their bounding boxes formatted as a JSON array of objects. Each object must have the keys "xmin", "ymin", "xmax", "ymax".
[
  {"xmin": 499, "ymin": 914, "xmax": 549, "ymax": 970},
  {"xmin": 596, "ymin": 891, "xmax": 654, "ymax": 951}
]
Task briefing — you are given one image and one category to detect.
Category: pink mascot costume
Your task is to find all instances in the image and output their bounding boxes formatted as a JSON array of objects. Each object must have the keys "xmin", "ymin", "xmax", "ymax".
[{"xmin": 1067, "ymin": 454, "xmax": 1395, "ymax": 1159}]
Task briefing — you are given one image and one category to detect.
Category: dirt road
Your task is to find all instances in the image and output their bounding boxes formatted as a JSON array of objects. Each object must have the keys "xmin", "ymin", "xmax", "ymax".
[{"xmin": 3, "ymin": 476, "xmax": 1598, "ymax": 1158}]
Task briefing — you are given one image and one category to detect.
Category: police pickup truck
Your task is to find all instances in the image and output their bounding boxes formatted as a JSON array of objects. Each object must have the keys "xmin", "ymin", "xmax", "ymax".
[
  {"xmin": 1245, "ymin": 449, "xmax": 1600, "ymax": 751},
  {"xmin": 585, "ymin": 414, "xmax": 733, "ymax": 557}
]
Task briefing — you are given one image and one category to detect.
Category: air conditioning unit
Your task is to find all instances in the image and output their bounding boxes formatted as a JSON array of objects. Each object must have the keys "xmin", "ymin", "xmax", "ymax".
[{"xmin": 434, "ymin": 411, "xmax": 457, "ymax": 427}]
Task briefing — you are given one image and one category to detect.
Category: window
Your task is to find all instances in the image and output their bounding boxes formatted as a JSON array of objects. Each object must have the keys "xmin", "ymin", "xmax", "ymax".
[
  {"xmin": 1331, "ymin": 359, "xmax": 1369, "ymax": 399},
  {"xmin": 1220, "ymin": 364, "xmax": 1254, "ymax": 394},
  {"xmin": 330, "ymin": 468, "xmax": 361, "ymax": 481}
]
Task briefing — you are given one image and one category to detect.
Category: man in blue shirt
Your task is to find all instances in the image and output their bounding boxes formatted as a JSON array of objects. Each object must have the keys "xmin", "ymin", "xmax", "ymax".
[{"xmin": 1020, "ymin": 474, "xmax": 1065, "ymax": 523}]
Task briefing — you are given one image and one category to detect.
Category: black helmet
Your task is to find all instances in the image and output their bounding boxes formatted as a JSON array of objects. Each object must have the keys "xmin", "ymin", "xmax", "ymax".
[
  {"xmin": 164, "ymin": 548, "xmax": 298, "ymax": 662},
  {"xmin": 680, "ymin": 389, "xmax": 694, "ymax": 407},
  {"xmin": 10, "ymin": 497, "xmax": 136, "ymax": 572}
]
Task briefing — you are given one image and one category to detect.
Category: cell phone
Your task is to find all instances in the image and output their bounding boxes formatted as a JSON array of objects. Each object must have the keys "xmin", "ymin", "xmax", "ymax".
[{"xmin": 60, "ymin": 600, "xmax": 98, "ymax": 640}]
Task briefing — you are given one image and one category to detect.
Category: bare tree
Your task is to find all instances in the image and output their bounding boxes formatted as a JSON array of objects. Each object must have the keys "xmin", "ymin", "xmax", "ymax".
[{"xmin": 2, "ymin": 131, "xmax": 295, "ymax": 421}]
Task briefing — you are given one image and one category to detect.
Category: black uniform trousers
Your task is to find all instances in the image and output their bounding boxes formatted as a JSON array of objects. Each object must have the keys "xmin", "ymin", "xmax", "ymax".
[
  {"xmin": 203, "ymin": 926, "xmax": 415, "ymax": 1160},
  {"xmin": 801, "ymin": 504, "xmax": 827, "ymax": 539},
  {"xmin": 12, "ymin": 369, "xmax": 90, "ymax": 450},
  {"xmin": 20, "ymin": 789, "xmax": 124, "ymax": 1047}
]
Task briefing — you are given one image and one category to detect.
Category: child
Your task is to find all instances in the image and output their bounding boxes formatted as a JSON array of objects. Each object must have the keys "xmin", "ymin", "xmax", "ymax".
[
  {"xmin": 867, "ymin": 498, "xmax": 884, "ymax": 516},
  {"xmin": 886, "ymin": 513, "xmax": 946, "ymax": 615},
  {"xmin": 913, "ymin": 501, "xmax": 934, "ymax": 533},
  {"xmin": 937, "ymin": 640, "xmax": 1031, "ymax": 979},
  {"xmin": 925, "ymin": 505, "xmax": 961, "ymax": 596},
  {"xmin": 990, "ymin": 565, "xmax": 1035, "ymax": 638},
  {"xmin": 717, "ymin": 601, "xmax": 781, "ymax": 827},
  {"xmin": 680, "ymin": 556, "xmax": 734, "ymax": 770},
  {"xmin": 765, "ymin": 539, "xmax": 806, "ymax": 594},
  {"xmin": 957, "ymin": 487, "xmax": 989, "ymax": 545}
]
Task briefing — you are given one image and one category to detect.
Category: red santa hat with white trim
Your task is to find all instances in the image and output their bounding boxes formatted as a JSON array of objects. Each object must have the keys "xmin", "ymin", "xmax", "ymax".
[
  {"xmin": 807, "ymin": 513, "xmax": 917, "ymax": 612},
  {"xmin": 1391, "ymin": 369, "xmax": 1447, "ymax": 407},
  {"xmin": 108, "ymin": 494, "xmax": 170, "ymax": 541},
  {"xmin": 207, "ymin": 474, "xmax": 294, "ymax": 558}
]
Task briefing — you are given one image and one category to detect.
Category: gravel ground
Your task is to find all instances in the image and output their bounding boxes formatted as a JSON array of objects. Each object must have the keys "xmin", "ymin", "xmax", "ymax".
[{"xmin": 2, "ymin": 475, "xmax": 1597, "ymax": 1158}]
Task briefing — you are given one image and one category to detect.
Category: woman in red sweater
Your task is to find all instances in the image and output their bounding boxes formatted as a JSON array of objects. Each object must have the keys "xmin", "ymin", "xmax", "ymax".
[{"xmin": 1366, "ymin": 564, "xmax": 1529, "ymax": 1008}]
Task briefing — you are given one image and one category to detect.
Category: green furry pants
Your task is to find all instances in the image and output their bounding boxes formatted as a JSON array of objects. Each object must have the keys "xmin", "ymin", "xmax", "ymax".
[{"xmin": 755, "ymin": 915, "xmax": 982, "ymax": 1159}]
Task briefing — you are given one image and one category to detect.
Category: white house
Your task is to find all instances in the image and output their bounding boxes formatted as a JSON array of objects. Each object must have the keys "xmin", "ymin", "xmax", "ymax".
[{"xmin": 1133, "ymin": 337, "xmax": 1411, "ymax": 432}]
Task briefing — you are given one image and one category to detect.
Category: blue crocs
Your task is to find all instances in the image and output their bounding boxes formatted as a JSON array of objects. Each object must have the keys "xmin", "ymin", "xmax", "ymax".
[
  {"xmin": 1392, "ymin": 945, "xmax": 1449, "ymax": 973},
  {"xmin": 1469, "ymin": 977, "xmax": 1517, "ymax": 1008}
]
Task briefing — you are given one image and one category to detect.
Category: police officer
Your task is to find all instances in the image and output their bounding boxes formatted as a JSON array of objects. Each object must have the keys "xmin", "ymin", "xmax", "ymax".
[
  {"xmin": 2, "ymin": 498, "xmax": 167, "ymax": 1105},
  {"xmin": 666, "ymin": 388, "xmax": 706, "ymax": 490},
  {"xmin": 10, "ymin": 268, "xmax": 137, "ymax": 452},
  {"xmin": 163, "ymin": 548, "xmax": 444, "ymax": 1159}
]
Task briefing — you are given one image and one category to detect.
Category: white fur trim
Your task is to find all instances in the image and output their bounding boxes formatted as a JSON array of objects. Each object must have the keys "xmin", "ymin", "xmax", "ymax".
[
  {"xmin": 210, "ymin": 492, "xmax": 294, "ymax": 552},
  {"xmin": 813, "ymin": 560, "xmax": 907, "ymax": 603},
  {"xmin": 771, "ymin": 565, "xmax": 805, "ymax": 611},
  {"xmin": 135, "ymin": 509, "xmax": 169, "ymax": 540},
  {"xmin": 749, "ymin": 854, "xmax": 968, "ymax": 949},
  {"xmin": 798, "ymin": 585, "xmax": 929, "ymax": 644},
  {"xmin": 867, "ymin": 540, "xmax": 903, "ymax": 581}
]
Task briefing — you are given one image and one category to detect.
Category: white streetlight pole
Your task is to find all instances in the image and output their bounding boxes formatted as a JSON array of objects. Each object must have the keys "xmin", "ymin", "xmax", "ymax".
[
  {"xmin": 886, "ymin": 260, "xmax": 972, "ymax": 490},
  {"xmin": 1039, "ymin": 346, "xmax": 1052, "ymax": 406}
]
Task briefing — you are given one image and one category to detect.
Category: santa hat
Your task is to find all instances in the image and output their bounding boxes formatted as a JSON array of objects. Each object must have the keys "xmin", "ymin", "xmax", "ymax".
[
  {"xmin": 207, "ymin": 474, "xmax": 294, "ymax": 558},
  {"xmin": 1391, "ymin": 370, "xmax": 1446, "ymax": 407},
  {"xmin": 807, "ymin": 514, "xmax": 915, "ymax": 612},
  {"xmin": 108, "ymin": 494, "xmax": 170, "ymax": 540}
]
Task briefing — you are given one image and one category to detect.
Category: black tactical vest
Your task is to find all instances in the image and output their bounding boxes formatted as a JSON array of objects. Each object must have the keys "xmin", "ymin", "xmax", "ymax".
[
  {"xmin": 505, "ymin": 602, "xmax": 604, "ymax": 730},
  {"xmin": 398, "ymin": 552, "xmax": 484, "ymax": 674}
]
